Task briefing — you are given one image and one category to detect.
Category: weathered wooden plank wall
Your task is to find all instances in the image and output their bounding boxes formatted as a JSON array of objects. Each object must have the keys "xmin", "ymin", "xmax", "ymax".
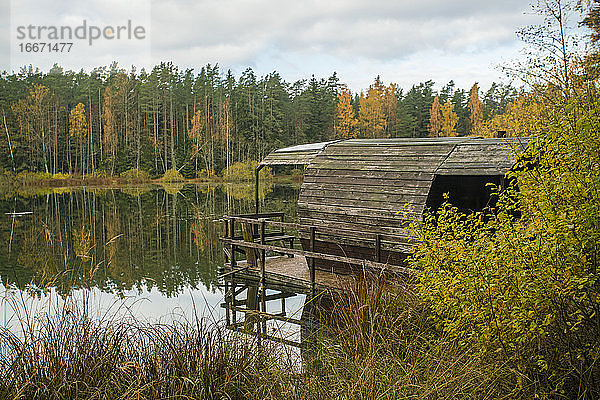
[{"xmin": 296, "ymin": 137, "xmax": 529, "ymax": 270}]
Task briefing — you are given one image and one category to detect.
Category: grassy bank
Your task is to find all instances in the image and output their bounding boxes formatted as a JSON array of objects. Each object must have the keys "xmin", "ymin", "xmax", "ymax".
[
  {"xmin": 0, "ymin": 161, "xmax": 286, "ymax": 191},
  {"xmin": 0, "ymin": 292, "xmax": 297, "ymax": 400},
  {"xmin": 303, "ymin": 277, "xmax": 510, "ymax": 399},
  {"xmin": 0, "ymin": 277, "xmax": 514, "ymax": 400},
  {"xmin": 0, "ymin": 170, "xmax": 129, "ymax": 189}
]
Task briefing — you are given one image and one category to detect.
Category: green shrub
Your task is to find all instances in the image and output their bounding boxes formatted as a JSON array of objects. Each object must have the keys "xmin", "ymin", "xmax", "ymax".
[
  {"xmin": 412, "ymin": 85, "xmax": 600, "ymax": 397},
  {"xmin": 290, "ymin": 168, "xmax": 304, "ymax": 182},
  {"xmin": 159, "ymin": 169, "xmax": 185, "ymax": 182},
  {"xmin": 222, "ymin": 160, "xmax": 272, "ymax": 182},
  {"xmin": 196, "ymin": 168, "xmax": 218, "ymax": 181},
  {"xmin": 120, "ymin": 168, "xmax": 151, "ymax": 182},
  {"xmin": 290, "ymin": 168, "xmax": 303, "ymax": 177},
  {"xmin": 0, "ymin": 169, "xmax": 15, "ymax": 186},
  {"xmin": 89, "ymin": 170, "xmax": 109, "ymax": 179},
  {"xmin": 51, "ymin": 172, "xmax": 73, "ymax": 180},
  {"xmin": 16, "ymin": 171, "xmax": 52, "ymax": 184}
]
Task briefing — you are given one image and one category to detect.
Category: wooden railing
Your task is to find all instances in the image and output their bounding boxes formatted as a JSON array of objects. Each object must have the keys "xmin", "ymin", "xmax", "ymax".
[
  {"xmin": 219, "ymin": 213, "xmax": 419, "ymax": 294},
  {"xmin": 218, "ymin": 212, "xmax": 420, "ymax": 348}
]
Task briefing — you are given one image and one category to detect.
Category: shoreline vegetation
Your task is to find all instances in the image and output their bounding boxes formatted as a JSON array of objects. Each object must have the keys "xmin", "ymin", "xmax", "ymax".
[
  {"xmin": 0, "ymin": 277, "xmax": 508, "ymax": 400},
  {"xmin": 0, "ymin": 161, "xmax": 302, "ymax": 192}
]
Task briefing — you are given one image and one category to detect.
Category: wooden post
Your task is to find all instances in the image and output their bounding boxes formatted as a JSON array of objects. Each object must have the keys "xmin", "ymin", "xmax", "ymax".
[
  {"xmin": 246, "ymin": 285, "xmax": 259, "ymax": 332},
  {"xmin": 260, "ymin": 220, "xmax": 266, "ymax": 281},
  {"xmin": 241, "ymin": 223, "xmax": 257, "ymax": 266},
  {"xmin": 310, "ymin": 226, "xmax": 316, "ymax": 297},
  {"xmin": 229, "ymin": 218, "xmax": 236, "ymax": 269},
  {"xmin": 224, "ymin": 277, "xmax": 230, "ymax": 326},
  {"xmin": 260, "ymin": 220, "xmax": 267, "ymax": 334},
  {"xmin": 231, "ymin": 280, "xmax": 237, "ymax": 326},
  {"xmin": 229, "ymin": 217, "xmax": 237, "ymax": 325},
  {"xmin": 376, "ymin": 234, "xmax": 382, "ymax": 263},
  {"xmin": 224, "ymin": 220, "xmax": 230, "ymax": 264},
  {"xmin": 254, "ymin": 165, "xmax": 263, "ymax": 215}
]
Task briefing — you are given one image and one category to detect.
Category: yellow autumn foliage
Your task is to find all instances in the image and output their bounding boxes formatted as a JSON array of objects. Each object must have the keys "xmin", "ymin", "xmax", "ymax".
[
  {"xmin": 413, "ymin": 81, "xmax": 600, "ymax": 395},
  {"xmin": 475, "ymin": 92, "xmax": 548, "ymax": 137},
  {"xmin": 440, "ymin": 101, "xmax": 458, "ymax": 137},
  {"xmin": 336, "ymin": 85, "xmax": 358, "ymax": 138},
  {"xmin": 69, "ymin": 103, "xmax": 87, "ymax": 139}
]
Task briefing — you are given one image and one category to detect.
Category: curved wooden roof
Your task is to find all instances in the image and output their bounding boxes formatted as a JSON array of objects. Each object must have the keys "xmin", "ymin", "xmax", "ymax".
[
  {"xmin": 259, "ymin": 140, "xmax": 341, "ymax": 166},
  {"xmin": 296, "ymin": 137, "xmax": 529, "ymax": 253}
]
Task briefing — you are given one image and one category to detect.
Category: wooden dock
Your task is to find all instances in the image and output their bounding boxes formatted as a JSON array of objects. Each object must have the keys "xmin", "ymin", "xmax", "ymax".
[
  {"xmin": 221, "ymin": 255, "xmax": 356, "ymax": 294},
  {"xmin": 218, "ymin": 212, "xmax": 418, "ymax": 348}
]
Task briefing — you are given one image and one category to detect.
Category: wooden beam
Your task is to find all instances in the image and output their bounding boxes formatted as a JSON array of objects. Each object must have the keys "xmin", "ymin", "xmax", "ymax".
[
  {"xmin": 219, "ymin": 237, "xmax": 420, "ymax": 276},
  {"xmin": 217, "ymin": 266, "xmax": 250, "ymax": 279},
  {"xmin": 226, "ymin": 325, "xmax": 301, "ymax": 348},
  {"xmin": 221, "ymin": 291, "xmax": 296, "ymax": 306},
  {"xmin": 222, "ymin": 304, "xmax": 308, "ymax": 327}
]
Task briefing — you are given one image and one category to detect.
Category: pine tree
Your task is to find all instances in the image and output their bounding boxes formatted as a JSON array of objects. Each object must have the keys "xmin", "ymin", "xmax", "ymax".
[
  {"xmin": 450, "ymin": 89, "xmax": 468, "ymax": 135},
  {"xmin": 399, "ymin": 81, "xmax": 435, "ymax": 137}
]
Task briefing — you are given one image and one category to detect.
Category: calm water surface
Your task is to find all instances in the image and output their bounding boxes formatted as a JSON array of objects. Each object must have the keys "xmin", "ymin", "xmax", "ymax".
[{"xmin": 0, "ymin": 182, "xmax": 301, "ymax": 328}]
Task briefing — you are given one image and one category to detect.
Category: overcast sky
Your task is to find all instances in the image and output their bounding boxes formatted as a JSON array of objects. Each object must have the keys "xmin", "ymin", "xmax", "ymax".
[{"xmin": 1, "ymin": 0, "xmax": 549, "ymax": 92}]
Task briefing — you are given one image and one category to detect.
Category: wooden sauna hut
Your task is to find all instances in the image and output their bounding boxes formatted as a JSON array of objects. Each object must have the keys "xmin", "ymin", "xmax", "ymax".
[{"xmin": 256, "ymin": 137, "xmax": 530, "ymax": 272}]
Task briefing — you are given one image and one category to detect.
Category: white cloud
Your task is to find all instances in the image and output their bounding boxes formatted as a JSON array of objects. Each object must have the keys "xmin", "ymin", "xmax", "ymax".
[
  {"xmin": 151, "ymin": 0, "xmax": 534, "ymax": 60},
  {"xmin": 8, "ymin": 0, "xmax": 152, "ymax": 72},
  {"xmin": 2, "ymin": 0, "xmax": 545, "ymax": 91}
]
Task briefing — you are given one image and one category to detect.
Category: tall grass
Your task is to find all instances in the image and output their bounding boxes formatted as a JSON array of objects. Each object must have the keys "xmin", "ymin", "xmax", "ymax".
[
  {"xmin": 0, "ymin": 291, "xmax": 298, "ymax": 399},
  {"xmin": 302, "ymin": 274, "xmax": 513, "ymax": 399},
  {"xmin": 0, "ymin": 274, "xmax": 517, "ymax": 399}
]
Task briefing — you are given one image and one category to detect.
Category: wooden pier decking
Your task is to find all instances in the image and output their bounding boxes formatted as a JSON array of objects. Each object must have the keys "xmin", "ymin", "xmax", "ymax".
[
  {"xmin": 219, "ymin": 212, "xmax": 418, "ymax": 296},
  {"xmin": 222, "ymin": 255, "xmax": 356, "ymax": 293}
]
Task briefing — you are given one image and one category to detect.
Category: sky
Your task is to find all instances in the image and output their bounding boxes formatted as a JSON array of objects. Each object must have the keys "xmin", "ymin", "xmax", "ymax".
[{"xmin": 1, "ymin": 0, "xmax": 552, "ymax": 92}]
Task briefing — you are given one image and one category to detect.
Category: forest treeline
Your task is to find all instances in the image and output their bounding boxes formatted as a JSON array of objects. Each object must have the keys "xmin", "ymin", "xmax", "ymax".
[{"xmin": 0, "ymin": 63, "xmax": 516, "ymax": 178}]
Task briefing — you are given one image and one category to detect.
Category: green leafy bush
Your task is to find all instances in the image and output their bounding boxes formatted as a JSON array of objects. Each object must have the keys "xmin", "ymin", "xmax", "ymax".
[
  {"xmin": 412, "ymin": 86, "xmax": 600, "ymax": 396},
  {"xmin": 16, "ymin": 171, "xmax": 52, "ymax": 184},
  {"xmin": 89, "ymin": 170, "xmax": 108, "ymax": 179},
  {"xmin": 196, "ymin": 168, "xmax": 218, "ymax": 181},
  {"xmin": 221, "ymin": 160, "xmax": 272, "ymax": 182},
  {"xmin": 290, "ymin": 168, "xmax": 304, "ymax": 182},
  {"xmin": 120, "ymin": 168, "xmax": 151, "ymax": 182},
  {"xmin": 159, "ymin": 169, "xmax": 185, "ymax": 182},
  {"xmin": 51, "ymin": 172, "xmax": 72, "ymax": 180}
]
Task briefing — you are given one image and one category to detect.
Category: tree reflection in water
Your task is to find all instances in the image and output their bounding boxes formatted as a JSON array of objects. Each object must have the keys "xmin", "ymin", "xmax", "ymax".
[{"xmin": 0, "ymin": 183, "xmax": 298, "ymax": 306}]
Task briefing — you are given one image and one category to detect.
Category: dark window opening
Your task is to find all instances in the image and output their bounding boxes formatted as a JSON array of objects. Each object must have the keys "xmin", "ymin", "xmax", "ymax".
[{"xmin": 426, "ymin": 175, "xmax": 504, "ymax": 213}]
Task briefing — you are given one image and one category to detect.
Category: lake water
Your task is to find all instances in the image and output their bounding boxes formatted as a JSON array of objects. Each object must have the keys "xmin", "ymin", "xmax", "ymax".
[{"xmin": 0, "ymin": 182, "xmax": 303, "ymax": 332}]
